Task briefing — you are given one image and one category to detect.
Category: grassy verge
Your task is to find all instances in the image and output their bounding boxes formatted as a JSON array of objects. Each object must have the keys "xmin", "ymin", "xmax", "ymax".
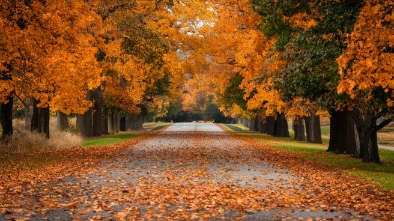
[
  {"xmin": 83, "ymin": 133, "xmax": 142, "ymax": 146},
  {"xmin": 83, "ymin": 122, "xmax": 172, "ymax": 146},
  {"xmin": 223, "ymin": 125, "xmax": 394, "ymax": 190}
]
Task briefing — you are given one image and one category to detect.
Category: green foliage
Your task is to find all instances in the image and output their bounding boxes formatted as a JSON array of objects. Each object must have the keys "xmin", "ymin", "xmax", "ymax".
[
  {"xmin": 218, "ymin": 73, "xmax": 247, "ymax": 110},
  {"xmin": 204, "ymin": 104, "xmax": 232, "ymax": 123},
  {"xmin": 252, "ymin": 0, "xmax": 310, "ymax": 50},
  {"xmin": 278, "ymin": 1, "xmax": 363, "ymax": 105}
]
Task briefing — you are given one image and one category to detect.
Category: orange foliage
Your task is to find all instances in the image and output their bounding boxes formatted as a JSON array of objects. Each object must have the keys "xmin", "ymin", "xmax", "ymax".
[
  {"xmin": 0, "ymin": 0, "xmax": 103, "ymax": 114},
  {"xmin": 337, "ymin": 0, "xmax": 394, "ymax": 105}
]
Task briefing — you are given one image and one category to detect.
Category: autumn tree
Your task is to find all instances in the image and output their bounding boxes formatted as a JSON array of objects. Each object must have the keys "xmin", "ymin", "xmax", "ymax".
[
  {"xmin": 0, "ymin": 0, "xmax": 103, "ymax": 139},
  {"xmin": 337, "ymin": 0, "xmax": 394, "ymax": 163},
  {"xmin": 251, "ymin": 0, "xmax": 365, "ymax": 144},
  {"xmin": 75, "ymin": 0, "xmax": 183, "ymax": 135}
]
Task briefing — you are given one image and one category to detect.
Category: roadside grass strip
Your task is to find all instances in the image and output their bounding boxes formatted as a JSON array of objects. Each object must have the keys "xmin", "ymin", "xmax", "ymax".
[
  {"xmin": 223, "ymin": 126, "xmax": 394, "ymax": 191},
  {"xmin": 83, "ymin": 133, "xmax": 143, "ymax": 147}
]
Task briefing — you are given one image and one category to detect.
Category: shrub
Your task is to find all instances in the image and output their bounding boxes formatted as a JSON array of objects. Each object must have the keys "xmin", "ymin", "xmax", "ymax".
[{"xmin": 0, "ymin": 119, "xmax": 83, "ymax": 153}]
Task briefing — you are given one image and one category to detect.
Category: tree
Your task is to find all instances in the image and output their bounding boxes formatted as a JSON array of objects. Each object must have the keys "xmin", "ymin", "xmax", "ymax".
[
  {"xmin": 0, "ymin": 0, "xmax": 103, "ymax": 138},
  {"xmin": 0, "ymin": 96, "xmax": 13, "ymax": 140},
  {"xmin": 337, "ymin": 0, "xmax": 394, "ymax": 162},
  {"xmin": 251, "ymin": 0, "xmax": 364, "ymax": 144}
]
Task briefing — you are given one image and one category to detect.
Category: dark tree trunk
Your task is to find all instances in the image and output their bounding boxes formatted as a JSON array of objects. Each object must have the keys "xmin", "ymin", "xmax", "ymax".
[
  {"xmin": 125, "ymin": 113, "xmax": 132, "ymax": 131},
  {"xmin": 0, "ymin": 95, "xmax": 14, "ymax": 140},
  {"xmin": 259, "ymin": 119, "xmax": 266, "ymax": 133},
  {"xmin": 76, "ymin": 91, "xmax": 93, "ymax": 138},
  {"xmin": 351, "ymin": 107, "xmax": 376, "ymax": 162},
  {"xmin": 254, "ymin": 117, "xmax": 259, "ymax": 132},
  {"xmin": 76, "ymin": 108, "xmax": 93, "ymax": 138},
  {"xmin": 56, "ymin": 111, "xmax": 68, "ymax": 131},
  {"xmin": 256, "ymin": 118, "xmax": 261, "ymax": 132},
  {"xmin": 249, "ymin": 117, "xmax": 256, "ymax": 131},
  {"xmin": 120, "ymin": 117, "xmax": 126, "ymax": 131},
  {"xmin": 274, "ymin": 113, "xmax": 290, "ymax": 137},
  {"xmin": 257, "ymin": 110, "xmax": 266, "ymax": 133},
  {"xmin": 31, "ymin": 99, "xmax": 50, "ymax": 138},
  {"xmin": 92, "ymin": 88, "xmax": 103, "ymax": 137},
  {"xmin": 305, "ymin": 110, "xmax": 322, "ymax": 144},
  {"xmin": 138, "ymin": 115, "xmax": 144, "ymax": 129},
  {"xmin": 113, "ymin": 109, "xmax": 120, "ymax": 133},
  {"xmin": 266, "ymin": 116, "xmax": 275, "ymax": 136},
  {"xmin": 293, "ymin": 115, "xmax": 305, "ymax": 141},
  {"xmin": 101, "ymin": 112, "xmax": 108, "ymax": 135},
  {"xmin": 24, "ymin": 97, "xmax": 34, "ymax": 130},
  {"xmin": 327, "ymin": 109, "xmax": 358, "ymax": 155},
  {"xmin": 351, "ymin": 107, "xmax": 391, "ymax": 163},
  {"xmin": 107, "ymin": 110, "xmax": 114, "ymax": 135},
  {"xmin": 130, "ymin": 114, "xmax": 144, "ymax": 130}
]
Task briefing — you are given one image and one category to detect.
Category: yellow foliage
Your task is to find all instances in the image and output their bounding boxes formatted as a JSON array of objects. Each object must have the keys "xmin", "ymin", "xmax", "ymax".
[{"xmin": 337, "ymin": 0, "xmax": 394, "ymax": 106}]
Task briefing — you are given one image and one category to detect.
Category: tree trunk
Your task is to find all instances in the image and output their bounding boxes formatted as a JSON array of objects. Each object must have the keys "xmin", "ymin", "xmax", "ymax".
[
  {"xmin": 0, "ymin": 95, "xmax": 14, "ymax": 140},
  {"xmin": 107, "ymin": 110, "xmax": 114, "ymax": 135},
  {"xmin": 76, "ymin": 108, "xmax": 93, "ymax": 138},
  {"xmin": 120, "ymin": 117, "xmax": 126, "ymax": 131},
  {"xmin": 256, "ymin": 118, "xmax": 261, "ymax": 132},
  {"xmin": 254, "ymin": 117, "xmax": 259, "ymax": 132},
  {"xmin": 249, "ymin": 118, "xmax": 255, "ymax": 131},
  {"xmin": 24, "ymin": 97, "xmax": 34, "ymax": 130},
  {"xmin": 76, "ymin": 91, "xmax": 94, "ymax": 138},
  {"xmin": 125, "ymin": 113, "xmax": 132, "ymax": 131},
  {"xmin": 92, "ymin": 88, "xmax": 103, "ymax": 137},
  {"xmin": 351, "ymin": 107, "xmax": 391, "ymax": 163},
  {"xmin": 327, "ymin": 109, "xmax": 358, "ymax": 155},
  {"xmin": 274, "ymin": 113, "xmax": 290, "ymax": 137},
  {"xmin": 259, "ymin": 119, "xmax": 266, "ymax": 133},
  {"xmin": 56, "ymin": 111, "xmax": 68, "ymax": 131},
  {"xmin": 101, "ymin": 113, "xmax": 108, "ymax": 135},
  {"xmin": 293, "ymin": 115, "xmax": 305, "ymax": 141},
  {"xmin": 351, "ymin": 107, "xmax": 378, "ymax": 162},
  {"xmin": 266, "ymin": 116, "xmax": 275, "ymax": 136},
  {"xmin": 113, "ymin": 109, "xmax": 120, "ymax": 133},
  {"xmin": 31, "ymin": 99, "xmax": 50, "ymax": 138},
  {"xmin": 305, "ymin": 110, "xmax": 322, "ymax": 144}
]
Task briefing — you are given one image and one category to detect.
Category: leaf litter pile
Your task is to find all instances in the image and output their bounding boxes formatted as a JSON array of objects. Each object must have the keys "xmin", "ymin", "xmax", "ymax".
[{"xmin": 1, "ymin": 128, "xmax": 394, "ymax": 220}]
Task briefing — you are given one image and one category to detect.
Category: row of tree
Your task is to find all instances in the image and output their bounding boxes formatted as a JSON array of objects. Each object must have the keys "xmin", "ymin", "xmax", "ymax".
[
  {"xmin": 0, "ymin": 0, "xmax": 185, "ymax": 139},
  {"xmin": 1, "ymin": 0, "xmax": 393, "ymax": 163},
  {"xmin": 171, "ymin": 0, "xmax": 393, "ymax": 163},
  {"xmin": 219, "ymin": 0, "xmax": 394, "ymax": 163}
]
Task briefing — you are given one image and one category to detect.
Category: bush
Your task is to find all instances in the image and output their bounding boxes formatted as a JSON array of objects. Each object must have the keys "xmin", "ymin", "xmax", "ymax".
[{"xmin": 0, "ymin": 119, "xmax": 83, "ymax": 153}]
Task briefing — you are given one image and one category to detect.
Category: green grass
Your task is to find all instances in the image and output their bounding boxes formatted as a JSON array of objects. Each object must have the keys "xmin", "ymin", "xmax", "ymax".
[
  {"xmin": 83, "ymin": 132, "xmax": 143, "ymax": 146},
  {"xmin": 320, "ymin": 125, "xmax": 330, "ymax": 135},
  {"xmin": 229, "ymin": 130, "xmax": 394, "ymax": 190},
  {"xmin": 82, "ymin": 122, "xmax": 173, "ymax": 146}
]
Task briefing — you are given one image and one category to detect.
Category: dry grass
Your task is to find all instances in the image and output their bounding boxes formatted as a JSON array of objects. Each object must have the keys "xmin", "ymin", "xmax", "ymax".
[{"xmin": 0, "ymin": 118, "xmax": 83, "ymax": 153}]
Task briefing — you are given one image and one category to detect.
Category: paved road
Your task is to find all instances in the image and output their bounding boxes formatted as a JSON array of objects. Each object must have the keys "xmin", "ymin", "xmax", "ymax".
[
  {"xmin": 165, "ymin": 122, "xmax": 223, "ymax": 132},
  {"xmin": 2, "ymin": 123, "xmax": 378, "ymax": 220}
]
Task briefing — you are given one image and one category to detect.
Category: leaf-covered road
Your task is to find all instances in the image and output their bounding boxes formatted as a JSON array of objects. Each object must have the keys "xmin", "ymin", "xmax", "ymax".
[{"xmin": 1, "ymin": 123, "xmax": 393, "ymax": 220}]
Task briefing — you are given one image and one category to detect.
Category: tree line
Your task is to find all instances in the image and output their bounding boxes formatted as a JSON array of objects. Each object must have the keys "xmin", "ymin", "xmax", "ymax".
[
  {"xmin": 211, "ymin": 0, "xmax": 393, "ymax": 163},
  {"xmin": 0, "ymin": 0, "xmax": 184, "ymax": 139}
]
